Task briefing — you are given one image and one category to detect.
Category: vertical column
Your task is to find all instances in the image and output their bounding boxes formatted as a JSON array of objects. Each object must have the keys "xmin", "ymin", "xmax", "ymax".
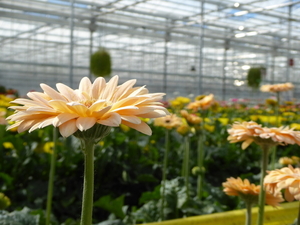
[
  {"xmin": 89, "ymin": 18, "xmax": 96, "ymax": 80},
  {"xmin": 271, "ymin": 47, "xmax": 277, "ymax": 84},
  {"xmin": 222, "ymin": 39, "xmax": 229, "ymax": 101},
  {"xmin": 198, "ymin": 1, "xmax": 205, "ymax": 95},
  {"xmin": 69, "ymin": 0, "xmax": 75, "ymax": 88},
  {"xmin": 163, "ymin": 20, "xmax": 171, "ymax": 95},
  {"xmin": 286, "ymin": 4, "xmax": 292, "ymax": 82}
]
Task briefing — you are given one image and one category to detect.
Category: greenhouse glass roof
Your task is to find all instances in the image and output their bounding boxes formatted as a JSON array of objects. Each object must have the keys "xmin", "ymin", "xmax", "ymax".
[{"xmin": 0, "ymin": 0, "xmax": 299, "ymax": 101}]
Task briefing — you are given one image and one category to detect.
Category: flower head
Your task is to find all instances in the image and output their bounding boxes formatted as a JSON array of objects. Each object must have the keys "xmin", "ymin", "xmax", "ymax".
[
  {"xmin": 227, "ymin": 121, "xmax": 300, "ymax": 149},
  {"xmin": 279, "ymin": 157, "xmax": 294, "ymax": 166},
  {"xmin": 170, "ymin": 96, "xmax": 190, "ymax": 109},
  {"xmin": 223, "ymin": 177, "xmax": 284, "ymax": 207},
  {"xmin": 154, "ymin": 114, "xmax": 182, "ymax": 129},
  {"xmin": 264, "ymin": 165, "xmax": 300, "ymax": 202},
  {"xmin": 187, "ymin": 94, "xmax": 214, "ymax": 112},
  {"xmin": 176, "ymin": 123, "xmax": 190, "ymax": 136},
  {"xmin": 260, "ymin": 83, "xmax": 294, "ymax": 93},
  {"xmin": 6, "ymin": 76, "xmax": 168, "ymax": 137},
  {"xmin": 180, "ymin": 110, "xmax": 202, "ymax": 125}
]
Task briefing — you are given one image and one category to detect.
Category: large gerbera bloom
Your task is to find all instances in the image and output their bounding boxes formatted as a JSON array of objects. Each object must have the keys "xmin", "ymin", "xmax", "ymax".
[
  {"xmin": 6, "ymin": 75, "xmax": 168, "ymax": 137},
  {"xmin": 260, "ymin": 82, "xmax": 294, "ymax": 93},
  {"xmin": 223, "ymin": 177, "xmax": 284, "ymax": 207},
  {"xmin": 264, "ymin": 165, "xmax": 300, "ymax": 202},
  {"xmin": 227, "ymin": 121, "xmax": 300, "ymax": 149}
]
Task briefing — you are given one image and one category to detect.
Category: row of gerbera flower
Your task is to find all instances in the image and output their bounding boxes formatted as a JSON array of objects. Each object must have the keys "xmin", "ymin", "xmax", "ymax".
[
  {"xmin": 223, "ymin": 164, "xmax": 300, "ymax": 207},
  {"xmin": 226, "ymin": 120, "xmax": 300, "ymax": 224}
]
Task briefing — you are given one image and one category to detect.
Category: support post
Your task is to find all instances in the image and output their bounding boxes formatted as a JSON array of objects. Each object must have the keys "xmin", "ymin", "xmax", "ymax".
[
  {"xmin": 69, "ymin": 0, "xmax": 75, "ymax": 88},
  {"xmin": 198, "ymin": 1, "xmax": 205, "ymax": 95}
]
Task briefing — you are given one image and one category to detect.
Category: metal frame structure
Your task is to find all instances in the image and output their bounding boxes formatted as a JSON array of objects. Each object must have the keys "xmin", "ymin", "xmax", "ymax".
[{"xmin": 1, "ymin": 0, "xmax": 300, "ymax": 102}]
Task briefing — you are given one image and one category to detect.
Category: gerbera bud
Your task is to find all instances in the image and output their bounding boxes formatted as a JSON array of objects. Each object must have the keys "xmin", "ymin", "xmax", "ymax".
[{"xmin": 0, "ymin": 192, "xmax": 11, "ymax": 210}]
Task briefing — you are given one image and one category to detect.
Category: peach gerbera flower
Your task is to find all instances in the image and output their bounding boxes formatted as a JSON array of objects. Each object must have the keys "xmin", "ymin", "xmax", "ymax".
[
  {"xmin": 187, "ymin": 94, "xmax": 214, "ymax": 112},
  {"xmin": 227, "ymin": 121, "xmax": 300, "ymax": 150},
  {"xmin": 180, "ymin": 110, "xmax": 202, "ymax": 125},
  {"xmin": 154, "ymin": 114, "xmax": 182, "ymax": 129},
  {"xmin": 260, "ymin": 83, "xmax": 294, "ymax": 93},
  {"xmin": 6, "ymin": 75, "xmax": 169, "ymax": 137},
  {"xmin": 223, "ymin": 177, "xmax": 284, "ymax": 207},
  {"xmin": 264, "ymin": 165, "xmax": 300, "ymax": 202}
]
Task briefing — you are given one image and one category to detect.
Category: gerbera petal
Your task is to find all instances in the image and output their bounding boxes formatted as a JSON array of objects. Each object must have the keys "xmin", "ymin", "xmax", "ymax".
[
  {"xmin": 59, "ymin": 119, "xmax": 78, "ymax": 137},
  {"xmin": 56, "ymin": 83, "xmax": 79, "ymax": 101},
  {"xmin": 284, "ymin": 188, "xmax": 295, "ymax": 202},
  {"xmin": 27, "ymin": 92, "xmax": 51, "ymax": 106},
  {"xmin": 92, "ymin": 77, "xmax": 106, "ymax": 99},
  {"xmin": 76, "ymin": 117, "xmax": 97, "ymax": 131},
  {"xmin": 40, "ymin": 83, "xmax": 66, "ymax": 101},
  {"xmin": 241, "ymin": 139, "xmax": 253, "ymax": 150},
  {"xmin": 79, "ymin": 77, "xmax": 92, "ymax": 95},
  {"xmin": 121, "ymin": 120, "xmax": 152, "ymax": 135},
  {"xmin": 112, "ymin": 79, "xmax": 136, "ymax": 101},
  {"xmin": 121, "ymin": 115, "xmax": 141, "ymax": 124},
  {"xmin": 67, "ymin": 103, "xmax": 89, "ymax": 116},
  {"xmin": 98, "ymin": 112, "xmax": 121, "ymax": 127},
  {"xmin": 52, "ymin": 113, "xmax": 78, "ymax": 126},
  {"xmin": 48, "ymin": 100, "xmax": 73, "ymax": 113},
  {"xmin": 101, "ymin": 75, "xmax": 119, "ymax": 100},
  {"xmin": 38, "ymin": 117, "xmax": 56, "ymax": 129}
]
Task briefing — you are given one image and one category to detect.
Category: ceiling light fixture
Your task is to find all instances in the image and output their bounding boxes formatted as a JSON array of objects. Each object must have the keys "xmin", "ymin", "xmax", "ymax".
[
  {"xmin": 234, "ymin": 10, "xmax": 248, "ymax": 16},
  {"xmin": 234, "ymin": 2, "xmax": 240, "ymax": 7},
  {"xmin": 247, "ymin": 31, "xmax": 258, "ymax": 36},
  {"xmin": 235, "ymin": 33, "xmax": 246, "ymax": 38}
]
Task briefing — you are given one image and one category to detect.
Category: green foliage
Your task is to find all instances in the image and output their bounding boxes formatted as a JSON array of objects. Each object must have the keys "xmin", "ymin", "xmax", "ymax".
[
  {"xmin": 2, "ymin": 100, "xmax": 300, "ymax": 224},
  {"xmin": 90, "ymin": 48, "xmax": 112, "ymax": 77},
  {"xmin": 94, "ymin": 195, "xmax": 125, "ymax": 219},
  {"xmin": 247, "ymin": 67, "xmax": 265, "ymax": 89}
]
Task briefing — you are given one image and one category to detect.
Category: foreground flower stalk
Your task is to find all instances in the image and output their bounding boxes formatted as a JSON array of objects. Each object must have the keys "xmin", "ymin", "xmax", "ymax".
[
  {"xmin": 160, "ymin": 129, "xmax": 170, "ymax": 221},
  {"xmin": 80, "ymin": 140, "xmax": 95, "ymax": 225},
  {"xmin": 183, "ymin": 135, "xmax": 190, "ymax": 199},
  {"xmin": 197, "ymin": 132, "xmax": 204, "ymax": 199},
  {"xmin": 45, "ymin": 128, "xmax": 57, "ymax": 225},
  {"xmin": 245, "ymin": 201, "xmax": 252, "ymax": 225},
  {"xmin": 6, "ymin": 75, "xmax": 168, "ymax": 224},
  {"xmin": 257, "ymin": 145, "xmax": 269, "ymax": 225}
]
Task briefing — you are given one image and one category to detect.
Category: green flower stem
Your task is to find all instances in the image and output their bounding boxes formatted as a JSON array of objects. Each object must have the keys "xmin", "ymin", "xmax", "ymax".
[
  {"xmin": 161, "ymin": 129, "xmax": 170, "ymax": 221},
  {"xmin": 197, "ymin": 133, "xmax": 204, "ymax": 199},
  {"xmin": 80, "ymin": 140, "xmax": 95, "ymax": 225},
  {"xmin": 184, "ymin": 136, "xmax": 190, "ymax": 199},
  {"xmin": 270, "ymin": 145, "xmax": 277, "ymax": 170},
  {"xmin": 297, "ymin": 200, "xmax": 300, "ymax": 225},
  {"xmin": 245, "ymin": 202, "xmax": 252, "ymax": 225},
  {"xmin": 46, "ymin": 128, "xmax": 57, "ymax": 225},
  {"xmin": 271, "ymin": 92, "xmax": 280, "ymax": 170},
  {"xmin": 257, "ymin": 145, "xmax": 269, "ymax": 225}
]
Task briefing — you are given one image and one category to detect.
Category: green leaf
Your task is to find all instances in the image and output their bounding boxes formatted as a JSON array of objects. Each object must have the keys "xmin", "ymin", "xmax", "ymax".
[
  {"xmin": 136, "ymin": 174, "xmax": 159, "ymax": 183},
  {"xmin": 94, "ymin": 195, "xmax": 125, "ymax": 219}
]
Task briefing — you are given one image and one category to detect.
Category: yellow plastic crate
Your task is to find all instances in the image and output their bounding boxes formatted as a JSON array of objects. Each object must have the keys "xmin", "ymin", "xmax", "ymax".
[{"xmin": 142, "ymin": 202, "xmax": 298, "ymax": 225}]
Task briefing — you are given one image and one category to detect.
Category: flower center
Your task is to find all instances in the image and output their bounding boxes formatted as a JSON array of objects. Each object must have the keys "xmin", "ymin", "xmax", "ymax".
[{"xmin": 80, "ymin": 99, "xmax": 95, "ymax": 108}]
